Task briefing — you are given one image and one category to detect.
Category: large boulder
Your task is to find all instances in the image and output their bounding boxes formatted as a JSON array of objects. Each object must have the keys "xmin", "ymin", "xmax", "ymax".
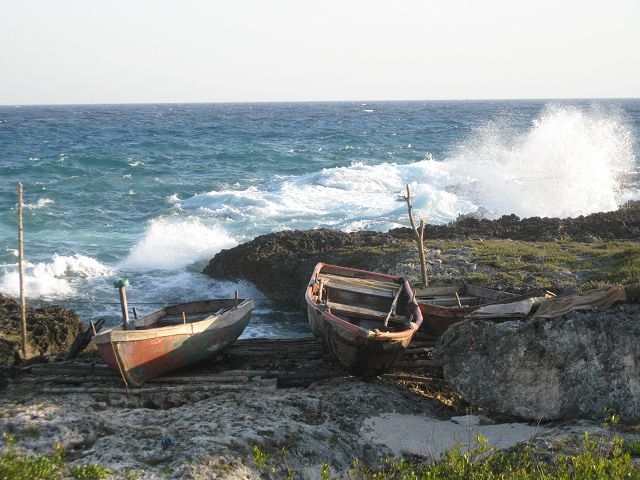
[
  {"xmin": 0, "ymin": 294, "xmax": 84, "ymax": 366},
  {"xmin": 436, "ymin": 304, "xmax": 640, "ymax": 422}
]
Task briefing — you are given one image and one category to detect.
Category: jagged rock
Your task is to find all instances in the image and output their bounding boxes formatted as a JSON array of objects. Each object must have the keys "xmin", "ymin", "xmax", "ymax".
[
  {"xmin": 436, "ymin": 305, "xmax": 640, "ymax": 422},
  {"xmin": 391, "ymin": 200, "xmax": 640, "ymax": 242},
  {"xmin": 0, "ymin": 294, "xmax": 84, "ymax": 366}
]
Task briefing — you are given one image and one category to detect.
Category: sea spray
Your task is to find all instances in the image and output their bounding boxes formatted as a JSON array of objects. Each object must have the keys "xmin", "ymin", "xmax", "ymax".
[
  {"xmin": 434, "ymin": 104, "xmax": 636, "ymax": 218},
  {"xmin": 119, "ymin": 217, "xmax": 237, "ymax": 270},
  {"xmin": 176, "ymin": 105, "xmax": 638, "ymax": 233},
  {"xmin": 0, "ymin": 254, "xmax": 113, "ymax": 300}
]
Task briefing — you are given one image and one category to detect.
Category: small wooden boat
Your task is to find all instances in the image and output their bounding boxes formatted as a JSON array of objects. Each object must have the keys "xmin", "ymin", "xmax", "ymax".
[
  {"xmin": 416, "ymin": 284, "xmax": 522, "ymax": 336},
  {"xmin": 92, "ymin": 297, "xmax": 254, "ymax": 386},
  {"xmin": 305, "ymin": 262, "xmax": 423, "ymax": 376}
]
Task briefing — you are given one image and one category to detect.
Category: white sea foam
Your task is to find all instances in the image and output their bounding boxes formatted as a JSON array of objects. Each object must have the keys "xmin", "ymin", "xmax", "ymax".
[
  {"xmin": 23, "ymin": 198, "xmax": 54, "ymax": 210},
  {"xmin": 435, "ymin": 104, "xmax": 637, "ymax": 218},
  {"xmin": 120, "ymin": 217, "xmax": 237, "ymax": 271},
  {"xmin": 185, "ymin": 159, "xmax": 477, "ymax": 232},
  {"xmin": 185, "ymin": 169, "xmax": 404, "ymax": 233},
  {"xmin": 0, "ymin": 254, "xmax": 113, "ymax": 300},
  {"xmin": 166, "ymin": 193, "xmax": 181, "ymax": 205},
  {"xmin": 184, "ymin": 104, "xmax": 638, "ymax": 230}
]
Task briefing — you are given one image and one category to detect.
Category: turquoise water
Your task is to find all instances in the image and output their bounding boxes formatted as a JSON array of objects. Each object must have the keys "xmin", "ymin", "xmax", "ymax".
[{"xmin": 1, "ymin": 100, "xmax": 639, "ymax": 336}]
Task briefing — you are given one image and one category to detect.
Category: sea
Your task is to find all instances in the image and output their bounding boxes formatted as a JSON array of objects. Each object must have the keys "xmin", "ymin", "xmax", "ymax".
[{"xmin": 1, "ymin": 99, "xmax": 639, "ymax": 338}]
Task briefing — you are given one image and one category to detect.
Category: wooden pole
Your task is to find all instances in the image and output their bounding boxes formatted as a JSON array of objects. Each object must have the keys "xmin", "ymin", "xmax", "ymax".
[
  {"xmin": 317, "ymin": 280, "xmax": 324, "ymax": 304},
  {"xmin": 384, "ymin": 286, "xmax": 403, "ymax": 327},
  {"xmin": 17, "ymin": 182, "xmax": 28, "ymax": 359},
  {"xmin": 114, "ymin": 279, "xmax": 130, "ymax": 328}
]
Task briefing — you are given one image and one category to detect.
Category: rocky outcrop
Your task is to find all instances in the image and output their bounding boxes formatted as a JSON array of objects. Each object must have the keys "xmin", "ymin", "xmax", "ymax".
[
  {"xmin": 203, "ymin": 202, "xmax": 640, "ymax": 309},
  {"xmin": 203, "ymin": 228, "xmax": 412, "ymax": 309},
  {"xmin": 436, "ymin": 305, "xmax": 640, "ymax": 422},
  {"xmin": 0, "ymin": 294, "xmax": 84, "ymax": 366},
  {"xmin": 202, "ymin": 204, "xmax": 640, "ymax": 424},
  {"xmin": 391, "ymin": 200, "xmax": 640, "ymax": 242}
]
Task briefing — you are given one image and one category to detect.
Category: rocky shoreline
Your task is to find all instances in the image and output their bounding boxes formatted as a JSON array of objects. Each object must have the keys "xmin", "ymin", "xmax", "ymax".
[
  {"xmin": 203, "ymin": 200, "xmax": 640, "ymax": 308},
  {"xmin": 1, "ymin": 203, "xmax": 640, "ymax": 479}
]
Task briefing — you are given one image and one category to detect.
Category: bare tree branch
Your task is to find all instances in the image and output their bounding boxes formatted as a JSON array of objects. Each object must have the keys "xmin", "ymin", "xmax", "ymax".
[{"xmin": 402, "ymin": 185, "xmax": 428, "ymax": 287}]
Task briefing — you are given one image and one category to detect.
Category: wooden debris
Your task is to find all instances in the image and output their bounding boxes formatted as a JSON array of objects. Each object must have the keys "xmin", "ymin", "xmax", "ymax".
[
  {"xmin": 40, "ymin": 379, "xmax": 277, "ymax": 395},
  {"xmin": 64, "ymin": 318, "xmax": 106, "ymax": 360},
  {"xmin": 8, "ymin": 335, "xmax": 442, "ymax": 394}
]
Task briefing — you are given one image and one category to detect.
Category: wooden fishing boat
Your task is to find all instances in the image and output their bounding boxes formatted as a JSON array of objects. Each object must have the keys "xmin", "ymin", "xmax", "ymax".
[
  {"xmin": 416, "ymin": 284, "xmax": 521, "ymax": 336},
  {"xmin": 92, "ymin": 297, "xmax": 254, "ymax": 386},
  {"xmin": 305, "ymin": 262, "xmax": 423, "ymax": 376}
]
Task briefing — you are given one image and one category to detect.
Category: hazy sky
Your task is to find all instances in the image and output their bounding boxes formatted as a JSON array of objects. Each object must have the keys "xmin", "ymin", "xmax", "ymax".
[{"xmin": 2, "ymin": 0, "xmax": 639, "ymax": 105}]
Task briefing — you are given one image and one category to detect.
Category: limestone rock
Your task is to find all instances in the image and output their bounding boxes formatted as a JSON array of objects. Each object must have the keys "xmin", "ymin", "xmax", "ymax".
[{"xmin": 436, "ymin": 304, "xmax": 640, "ymax": 422}]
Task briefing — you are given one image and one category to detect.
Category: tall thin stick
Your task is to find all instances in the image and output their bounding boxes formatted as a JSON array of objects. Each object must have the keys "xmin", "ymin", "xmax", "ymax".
[
  {"xmin": 402, "ymin": 185, "xmax": 428, "ymax": 287},
  {"xmin": 17, "ymin": 182, "xmax": 28, "ymax": 358},
  {"xmin": 384, "ymin": 287, "xmax": 403, "ymax": 327}
]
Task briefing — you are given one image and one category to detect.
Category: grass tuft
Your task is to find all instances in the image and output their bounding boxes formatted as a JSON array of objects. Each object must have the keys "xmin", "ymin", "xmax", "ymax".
[
  {"xmin": 0, "ymin": 440, "xmax": 113, "ymax": 480},
  {"xmin": 344, "ymin": 433, "xmax": 639, "ymax": 479}
]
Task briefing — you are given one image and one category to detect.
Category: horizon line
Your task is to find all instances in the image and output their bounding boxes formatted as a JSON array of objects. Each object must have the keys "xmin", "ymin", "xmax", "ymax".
[{"xmin": 2, "ymin": 96, "xmax": 639, "ymax": 108}]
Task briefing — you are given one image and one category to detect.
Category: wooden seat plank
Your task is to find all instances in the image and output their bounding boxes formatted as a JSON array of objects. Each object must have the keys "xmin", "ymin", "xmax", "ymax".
[
  {"xmin": 318, "ymin": 273, "xmax": 397, "ymax": 298},
  {"xmin": 326, "ymin": 301, "xmax": 409, "ymax": 325}
]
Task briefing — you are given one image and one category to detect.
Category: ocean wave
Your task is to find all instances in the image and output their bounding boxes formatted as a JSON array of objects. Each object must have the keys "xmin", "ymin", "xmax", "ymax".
[
  {"xmin": 0, "ymin": 253, "xmax": 113, "ymax": 300},
  {"xmin": 438, "ymin": 104, "xmax": 637, "ymax": 218},
  {"xmin": 170, "ymin": 104, "xmax": 639, "ymax": 234},
  {"xmin": 119, "ymin": 217, "xmax": 237, "ymax": 271}
]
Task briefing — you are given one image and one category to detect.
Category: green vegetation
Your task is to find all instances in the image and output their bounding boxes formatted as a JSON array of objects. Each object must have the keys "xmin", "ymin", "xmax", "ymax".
[
  {"xmin": 345, "ymin": 433, "xmax": 639, "ymax": 480},
  {"xmin": 430, "ymin": 240, "xmax": 640, "ymax": 291},
  {"xmin": 247, "ymin": 433, "xmax": 639, "ymax": 480},
  {"xmin": 251, "ymin": 445, "xmax": 298, "ymax": 480},
  {"xmin": 0, "ymin": 433, "xmax": 113, "ymax": 480},
  {"xmin": 2, "ymin": 430, "xmax": 638, "ymax": 479},
  {"xmin": 68, "ymin": 463, "xmax": 113, "ymax": 480},
  {"xmin": 626, "ymin": 441, "xmax": 640, "ymax": 457},
  {"xmin": 333, "ymin": 238, "xmax": 640, "ymax": 294},
  {"xmin": 251, "ymin": 445, "xmax": 270, "ymax": 471}
]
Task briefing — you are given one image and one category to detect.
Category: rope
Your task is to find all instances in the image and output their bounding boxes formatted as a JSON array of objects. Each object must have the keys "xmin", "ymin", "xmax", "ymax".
[{"xmin": 110, "ymin": 340, "xmax": 130, "ymax": 395}]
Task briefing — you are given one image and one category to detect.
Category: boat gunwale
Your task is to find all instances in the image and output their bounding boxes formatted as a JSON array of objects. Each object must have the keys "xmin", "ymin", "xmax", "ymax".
[
  {"xmin": 306, "ymin": 262, "xmax": 423, "ymax": 340},
  {"xmin": 92, "ymin": 299, "xmax": 254, "ymax": 344}
]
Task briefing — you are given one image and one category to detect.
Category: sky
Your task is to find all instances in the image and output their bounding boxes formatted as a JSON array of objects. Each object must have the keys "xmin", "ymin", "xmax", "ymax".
[{"xmin": 1, "ymin": 0, "xmax": 639, "ymax": 105}]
